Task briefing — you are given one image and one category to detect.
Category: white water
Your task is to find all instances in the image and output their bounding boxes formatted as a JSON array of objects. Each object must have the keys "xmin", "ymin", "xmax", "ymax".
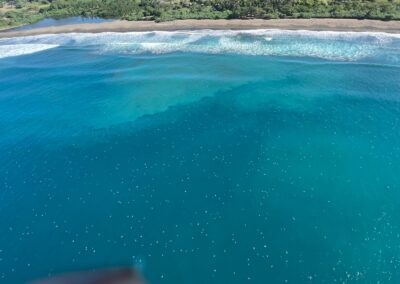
[
  {"xmin": 0, "ymin": 44, "xmax": 59, "ymax": 59},
  {"xmin": 1, "ymin": 30, "xmax": 399, "ymax": 62}
]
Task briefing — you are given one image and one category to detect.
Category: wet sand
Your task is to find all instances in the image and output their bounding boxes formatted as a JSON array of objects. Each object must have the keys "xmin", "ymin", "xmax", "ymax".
[{"xmin": 1, "ymin": 19, "xmax": 399, "ymax": 38}]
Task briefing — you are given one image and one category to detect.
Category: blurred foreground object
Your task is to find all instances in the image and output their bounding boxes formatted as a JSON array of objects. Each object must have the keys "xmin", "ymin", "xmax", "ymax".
[{"xmin": 30, "ymin": 267, "xmax": 145, "ymax": 284}]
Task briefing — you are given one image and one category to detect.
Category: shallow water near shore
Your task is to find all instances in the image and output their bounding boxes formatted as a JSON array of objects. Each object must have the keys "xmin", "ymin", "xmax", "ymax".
[{"xmin": 1, "ymin": 30, "xmax": 400, "ymax": 283}]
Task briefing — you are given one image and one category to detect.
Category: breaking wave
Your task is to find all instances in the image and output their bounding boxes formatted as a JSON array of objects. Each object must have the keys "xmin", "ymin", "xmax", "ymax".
[
  {"xmin": 1, "ymin": 29, "xmax": 399, "ymax": 62},
  {"xmin": 0, "ymin": 43, "xmax": 59, "ymax": 59}
]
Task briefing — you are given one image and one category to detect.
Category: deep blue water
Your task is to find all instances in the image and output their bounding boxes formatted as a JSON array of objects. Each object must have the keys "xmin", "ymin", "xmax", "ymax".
[
  {"xmin": 1, "ymin": 30, "xmax": 400, "ymax": 283},
  {"xmin": 8, "ymin": 17, "xmax": 114, "ymax": 32}
]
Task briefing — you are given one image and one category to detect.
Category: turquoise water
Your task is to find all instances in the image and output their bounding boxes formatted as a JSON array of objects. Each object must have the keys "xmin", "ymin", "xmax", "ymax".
[
  {"xmin": 8, "ymin": 17, "xmax": 114, "ymax": 32},
  {"xmin": 1, "ymin": 30, "xmax": 400, "ymax": 283}
]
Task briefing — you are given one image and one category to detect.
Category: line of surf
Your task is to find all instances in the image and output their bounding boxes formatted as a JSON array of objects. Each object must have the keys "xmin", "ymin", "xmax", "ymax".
[{"xmin": 0, "ymin": 29, "xmax": 399, "ymax": 61}]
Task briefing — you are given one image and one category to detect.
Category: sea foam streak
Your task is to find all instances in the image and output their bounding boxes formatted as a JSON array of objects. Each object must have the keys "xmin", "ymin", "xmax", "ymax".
[
  {"xmin": 0, "ymin": 44, "xmax": 59, "ymax": 59},
  {"xmin": 0, "ymin": 30, "xmax": 399, "ymax": 62}
]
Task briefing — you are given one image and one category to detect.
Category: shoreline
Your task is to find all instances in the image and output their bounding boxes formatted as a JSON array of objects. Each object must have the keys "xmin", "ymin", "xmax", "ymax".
[{"xmin": 1, "ymin": 19, "xmax": 400, "ymax": 38}]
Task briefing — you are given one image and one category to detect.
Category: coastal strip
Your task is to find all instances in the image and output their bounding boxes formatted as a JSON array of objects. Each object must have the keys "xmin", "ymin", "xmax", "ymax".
[{"xmin": 1, "ymin": 19, "xmax": 399, "ymax": 38}]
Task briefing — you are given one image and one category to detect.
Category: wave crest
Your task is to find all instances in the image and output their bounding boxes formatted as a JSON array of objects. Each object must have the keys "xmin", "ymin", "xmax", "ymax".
[
  {"xmin": 1, "ymin": 30, "xmax": 399, "ymax": 62},
  {"xmin": 0, "ymin": 44, "xmax": 59, "ymax": 59}
]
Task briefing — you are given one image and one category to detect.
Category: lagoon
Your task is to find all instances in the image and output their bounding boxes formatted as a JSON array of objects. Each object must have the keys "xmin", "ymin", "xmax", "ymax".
[{"xmin": 8, "ymin": 16, "xmax": 114, "ymax": 32}]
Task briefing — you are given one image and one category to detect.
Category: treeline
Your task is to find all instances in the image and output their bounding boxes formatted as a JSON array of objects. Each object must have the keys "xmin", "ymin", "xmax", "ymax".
[
  {"xmin": 1, "ymin": 0, "xmax": 400, "ymax": 29},
  {"xmin": 44, "ymin": 0, "xmax": 400, "ymax": 20}
]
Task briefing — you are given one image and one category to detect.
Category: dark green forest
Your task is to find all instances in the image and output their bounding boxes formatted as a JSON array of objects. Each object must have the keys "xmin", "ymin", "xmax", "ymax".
[{"xmin": 1, "ymin": 0, "xmax": 399, "ymax": 29}]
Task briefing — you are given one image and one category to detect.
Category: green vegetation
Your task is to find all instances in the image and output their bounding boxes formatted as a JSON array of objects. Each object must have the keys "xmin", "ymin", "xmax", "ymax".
[{"xmin": 1, "ymin": 0, "xmax": 399, "ymax": 30}]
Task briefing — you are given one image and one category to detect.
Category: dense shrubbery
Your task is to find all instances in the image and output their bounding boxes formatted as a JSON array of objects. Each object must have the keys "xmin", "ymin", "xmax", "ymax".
[{"xmin": 1, "ymin": 0, "xmax": 399, "ymax": 29}]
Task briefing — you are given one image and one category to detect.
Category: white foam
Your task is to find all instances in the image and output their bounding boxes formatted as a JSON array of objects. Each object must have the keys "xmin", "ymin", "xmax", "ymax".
[
  {"xmin": 0, "ymin": 44, "xmax": 59, "ymax": 59},
  {"xmin": 1, "ymin": 29, "xmax": 399, "ymax": 61}
]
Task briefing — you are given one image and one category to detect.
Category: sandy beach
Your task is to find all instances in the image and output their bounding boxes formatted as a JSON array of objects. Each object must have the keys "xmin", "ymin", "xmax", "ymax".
[{"xmin": 0, "ymin": 18, "xmax": 399, "ymax": 38}]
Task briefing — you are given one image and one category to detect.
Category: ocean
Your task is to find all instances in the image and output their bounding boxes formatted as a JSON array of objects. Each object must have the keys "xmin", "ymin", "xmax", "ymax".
[{"xmin": 1, "ymin": 30, "xmax": 400, "ymax": 283}]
